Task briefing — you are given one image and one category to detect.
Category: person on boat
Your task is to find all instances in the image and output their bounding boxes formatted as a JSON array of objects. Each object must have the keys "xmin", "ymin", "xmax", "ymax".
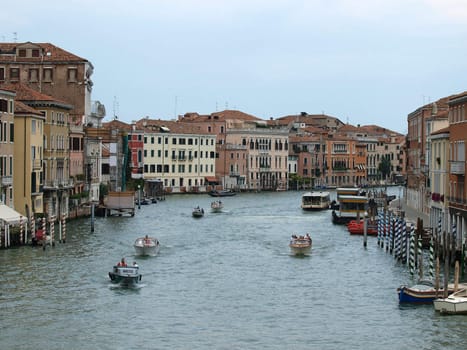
[
  {"xmin": 133, "ymin": 261, "xmax": 138, "ymax": 267},
  {"xmin": 305, "ymin": 233, "xmax": 311, "ymax": 241},
  {"xmin": 117, "ymin": 258, "xmax": 127, "ymax": 267},
  {"xmin": 144, "ymin": 235, "xmax": 151, "ymax": 244}
]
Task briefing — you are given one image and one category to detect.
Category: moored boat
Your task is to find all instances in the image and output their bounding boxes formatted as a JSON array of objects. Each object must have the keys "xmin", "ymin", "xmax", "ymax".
[
  {"xmin": 211, "ymin": 200, "xmax": 224, "ymax": 213},
  {"xmin": 209, "ymin": 189, "xmax": 236, "ymax": 197},
  {"xmin": 301, "ymin": 191, "xmax": 331, "ymax": 211},
  {"xmin": 434, "ymin": 288, "xmax": 467, "ymax": 314},
  {"xmin": 289, "ymin": 234, "xmax": 312, "ymax": 256},
  {"xmin": 134, "ymin": 235, "xmax": 160, "ymax": 256},
  {"xmin": 347, "ymin": 219, "xmax": 378, "ymax": 235},
  {"xmin": 332, "ymin": 187, "xmax": 368, "ymax": 224},
  {"xmin": 109, "ymin": 258, "xmax": 142, "ymax": 286},
  {"xmin": 397, "ymin": 280, "xmax": 467, "ymax": 304}
]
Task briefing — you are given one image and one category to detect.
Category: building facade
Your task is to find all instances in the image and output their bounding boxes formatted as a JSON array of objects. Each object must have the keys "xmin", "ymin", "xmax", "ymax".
[{"xmin": 0, "ymin": 88, "xmax": 15, "ymax": 207}]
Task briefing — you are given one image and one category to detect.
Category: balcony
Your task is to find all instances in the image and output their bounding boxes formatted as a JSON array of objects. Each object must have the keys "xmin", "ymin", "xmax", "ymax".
[
  {"xmin": 43, "ymin": 179, "xmax": 74, "ymax": 190},
  {"xmin": 1, "ymin": 175, "xmax": 12, "ymax": 186},
  {"xmin": 32, "ymin": 159, "xmax": 42, "ymax": 170},
  {"xmin": 450, "ymin": 161, "xmax": 465, "ymax": 175}
]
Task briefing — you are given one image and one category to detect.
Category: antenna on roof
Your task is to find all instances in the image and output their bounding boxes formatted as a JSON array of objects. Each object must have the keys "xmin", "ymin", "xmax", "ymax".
[
  {"xmin": 13, "ymin": 32, "xmax": 17, "ymax": 42},
  {"xmin": 174, "ymin": 96, "xmax": 178, "ymax": 119},
  {"xmin": 113, "ymin": 96, "xmax": 119, "ymax": 120}
]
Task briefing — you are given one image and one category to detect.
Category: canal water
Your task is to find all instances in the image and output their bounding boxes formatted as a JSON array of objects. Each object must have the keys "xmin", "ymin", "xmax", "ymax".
[{"xmin": 1, "ymin": 190, "xmax": 466, "ymax": 350}]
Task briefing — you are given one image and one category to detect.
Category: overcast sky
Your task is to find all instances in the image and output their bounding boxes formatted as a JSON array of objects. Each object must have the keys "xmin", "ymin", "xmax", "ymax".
[{"xmin": 2, "ymin": 0, "xmax": 467, "ymax": 133}]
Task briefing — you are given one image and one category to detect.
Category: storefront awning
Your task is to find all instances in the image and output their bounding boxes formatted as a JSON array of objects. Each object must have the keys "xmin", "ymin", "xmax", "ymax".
[
  {"xmin": 205, "ymin": 176, "xmax": 218, "ymax": 183},
  {"xmin": 0, "ymin": 205, "xmax": 23, "ymax": 224}
]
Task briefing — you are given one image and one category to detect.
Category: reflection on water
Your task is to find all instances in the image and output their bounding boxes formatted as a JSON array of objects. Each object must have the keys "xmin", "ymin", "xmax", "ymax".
[{"xmin": 1, "ymin": 188, "xmax": 466, "ymax": 350}]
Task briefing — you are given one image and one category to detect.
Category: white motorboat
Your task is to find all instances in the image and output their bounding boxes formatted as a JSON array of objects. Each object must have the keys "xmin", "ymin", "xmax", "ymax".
[
  {"xmin": 211, "ymin": 200, "xmax": 224, "ymax": 213},
  {"xmin": 301, "ymin": 191, "xmax": 331, "ymax": 210},
  {"xmin": 134, "ymin": 236, "xmax": 160, "ymax": 256},
  {"xmin": 434, "ymin": 288, "xmax": 467, "ymax": 314},
  {"xmin": 109, "ymin": 259, "xmax": 142, "ymax": 286},
  {"xmin": 289, "ymin": 234, "xmax": 312, "ymax": 256}
]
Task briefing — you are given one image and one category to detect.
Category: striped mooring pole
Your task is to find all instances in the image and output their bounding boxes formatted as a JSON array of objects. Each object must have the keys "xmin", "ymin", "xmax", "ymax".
[
  {"xmin": 429, "ymin": 237, "xmax": 435, "ymax": 280},
  {"xmin": 409, "ymin": 224, "xmax": 416, "ymax": 276}
]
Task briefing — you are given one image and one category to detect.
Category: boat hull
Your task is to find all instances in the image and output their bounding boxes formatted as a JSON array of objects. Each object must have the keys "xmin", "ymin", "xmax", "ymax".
[
  {"xmin": 434, "ymin": 289, "xmax": 467, "ymax": 314},
  {"xmin": 209, "ymin": 190, "xmax": 236, "ymax": 197},
  {"xmin": 398, "ymin": 286, "xmax": 442, "ymax": 303},
  {"xmin": 109, "ymin": 266, "xmax": 142, "ymax": 286},
  {"xmin": 289, "ymin": 238, "xmax": 312, "ymax": 256},
  {"xmin": 347, "ymin": 220, "xmax": 378, "ymax": 235},
  {"xmin": 434, "ymin": 300, "xmax": 467, "ymax": 314},
  {"xmin": 289, "ymin": 245, "xmax": 311, "ymax": 255}
]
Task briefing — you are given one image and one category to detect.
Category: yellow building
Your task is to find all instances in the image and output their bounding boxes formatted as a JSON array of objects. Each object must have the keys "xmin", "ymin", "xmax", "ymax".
[{"xmin": 13, "ymin": 101, "xmax": 45, "ymax": 217}]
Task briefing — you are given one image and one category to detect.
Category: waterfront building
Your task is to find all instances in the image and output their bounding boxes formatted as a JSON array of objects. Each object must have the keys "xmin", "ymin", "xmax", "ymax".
[
  {"xmin": 429, "ymin": 126, "xmax": 450, "ymax": 232},
  {"xmin": 4, "ymin": 83, "xmax": 74, "ymax": 222},
  {"xmin": 447, "ymin": 91, "xmax": 467, "ymax": 251},
  {"xmin": 13, "ymin": 101, "xmax": 45, "ymax": 217},
  {"xmin": 0, "ymin": 88, "xmax": 15, "ymax": 207},
  {"xmin": 0, "ymin": 41, "xmax": 103, "ymax": 201},
  {"xmin": 180, "ymin": 110, "xmax": 288, "ymax": 191},
  {"xmin": 135, "ymin": 118, "xmax": 217, "ymax": 193},
  {"xmin": 407, "ymin": 97, "xmax": 449, "ymax": 215}
]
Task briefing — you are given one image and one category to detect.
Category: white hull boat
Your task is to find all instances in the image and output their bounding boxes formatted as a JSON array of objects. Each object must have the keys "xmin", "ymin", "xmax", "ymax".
[
  {"xmin": 289, "ymin": 235, "xmax": 312, "ymax": 256},
  {"xmin": 434, "ymin": 288, "xmax": 467, "ymax": 314},
  {"xmin": 211, "ymin": 200, "xmax": 224, "ymax": 213},
  {"xmin": 134, "ymin": 236, "xmax": 160, "ymax": 256},
  {"xmin": 109, "ymin": 264, "xmax": 142, "ymax": 286}
]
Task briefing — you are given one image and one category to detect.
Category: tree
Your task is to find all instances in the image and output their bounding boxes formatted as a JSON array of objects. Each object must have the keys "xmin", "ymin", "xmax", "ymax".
[{"xmin": 378, "ymin": 156, "xmax": 391, "ymax": 181}]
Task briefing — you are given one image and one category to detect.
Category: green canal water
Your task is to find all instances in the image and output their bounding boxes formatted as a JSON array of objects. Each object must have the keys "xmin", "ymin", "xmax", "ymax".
[{"xmin": 1, "ymin": 190, "xmax": 466, "ymax": 349}]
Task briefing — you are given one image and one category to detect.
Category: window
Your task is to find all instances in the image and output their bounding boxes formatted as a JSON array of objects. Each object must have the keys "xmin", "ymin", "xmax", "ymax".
[
  {"xmin": 0, "ymin": 68, "xmax": 4, "ymax": 81},
  {"xmin": 18, "ymin": 49, "xmax": 26, "ymax": 57},
  {"xmin": 9, "ymin": 123, "xmax": 14, "ymax": 142},
  {"xmin": 43, "ymin": 68, "xmax": 53, "ymax": 81},
  {"xmin": 10, "ymin": 68, "xmax": 19, "ymax": 80},
  {"xmin": 67, "ymin": 68, "xmax": 77, "ymax": 82},
  {"xmin": 32, "ymin": 49, "xmax": 40, "ymax": 57}
]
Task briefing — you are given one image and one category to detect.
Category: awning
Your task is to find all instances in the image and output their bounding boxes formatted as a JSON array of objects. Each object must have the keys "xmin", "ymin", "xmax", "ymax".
[
  {"xmin": 205, "ymin": 176, "xmax": 218, "ymax": 183},
  {"xmin": 0, "ymin": 204, "xmax": 24, "ymax": 224}
]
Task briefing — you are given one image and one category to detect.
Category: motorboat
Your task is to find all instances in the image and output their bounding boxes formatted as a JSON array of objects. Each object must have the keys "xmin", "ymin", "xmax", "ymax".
[
  {"xmin": 109, "ymin": 260, "xmax": 142, "ymax": 286},
  {"xmin": 397, "ymin": 279, "xmax": 467, "ymax": 304},
  {"xmin": 192, "ymin": 207, "xmax": 205, "ymax": 218},
  {"xmin": 134, "ymin": 236, "xmax": 160, "ymax": 256},
  {"xmin": 211, "ymin": 200, "xmax": 224, "ymax": 213},
  {"xmin": 434, "ymin": 288, "xmax": 467, "ymax": 314},
  {"xmin": 301, "ymin": 191, "xmax": 331, "ymax": 211},
  {"xmin": 209, "ymin": 189, "xmax": 237, "ymax": 197},
  {"xmin": 289, "ymin": 234, "xmax": 312, "ymax": 256},
  {"xmin": 347, "ymin": 219, "xmax": 378, "ymax": 235}
]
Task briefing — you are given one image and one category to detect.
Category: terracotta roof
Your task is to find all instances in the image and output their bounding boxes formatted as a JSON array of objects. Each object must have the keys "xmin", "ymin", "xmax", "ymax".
[
  {"xmin": 0, "ymin": 82, "xmax": 71, "ymax": 108},
  {"xmin": 181, "ymin": 109, "xmax": 261, "ymax": 122},
  {"xmin": 135, "ymin": 118, "xmax": 211, "ymax": 135},
  {"xmin": 103, "ymin": 119, "xmax": 133, "ymax": 132},
  {"xmin": 0, "ymin": 42, "xmax": 88, "ymax": 63},
  {"xmin": 431, "ymin": 126, "xmax": 450, "ymax": 135},
  {"xmin": 14, "ymin": 100, "xmax": 44, "ymax": 116}
]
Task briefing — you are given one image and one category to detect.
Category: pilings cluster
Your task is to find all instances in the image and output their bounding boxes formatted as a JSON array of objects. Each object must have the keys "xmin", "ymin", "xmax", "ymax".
[{"xmin": 377, "ymin": 207, "xmax": 466, "ymax": 282}]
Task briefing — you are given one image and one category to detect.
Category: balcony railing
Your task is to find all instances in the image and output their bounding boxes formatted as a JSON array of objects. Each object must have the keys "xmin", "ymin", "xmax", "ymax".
[
  {"xmin": 32, "ymin": 159, "xmax": 42, "ymax": 170},
  {"xmin": 450, "ymin": 161, "xmax": 465, "ymax": 175},
  {"xmin": 1, "ymin": 175, "xmax": 12, "ymax": 186}
]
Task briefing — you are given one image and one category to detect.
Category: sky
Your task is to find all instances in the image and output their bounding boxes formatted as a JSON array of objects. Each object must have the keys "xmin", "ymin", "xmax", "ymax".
[{"xmin": 2, "ymin": 0, "xmax": 467, "ymax": 134}]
